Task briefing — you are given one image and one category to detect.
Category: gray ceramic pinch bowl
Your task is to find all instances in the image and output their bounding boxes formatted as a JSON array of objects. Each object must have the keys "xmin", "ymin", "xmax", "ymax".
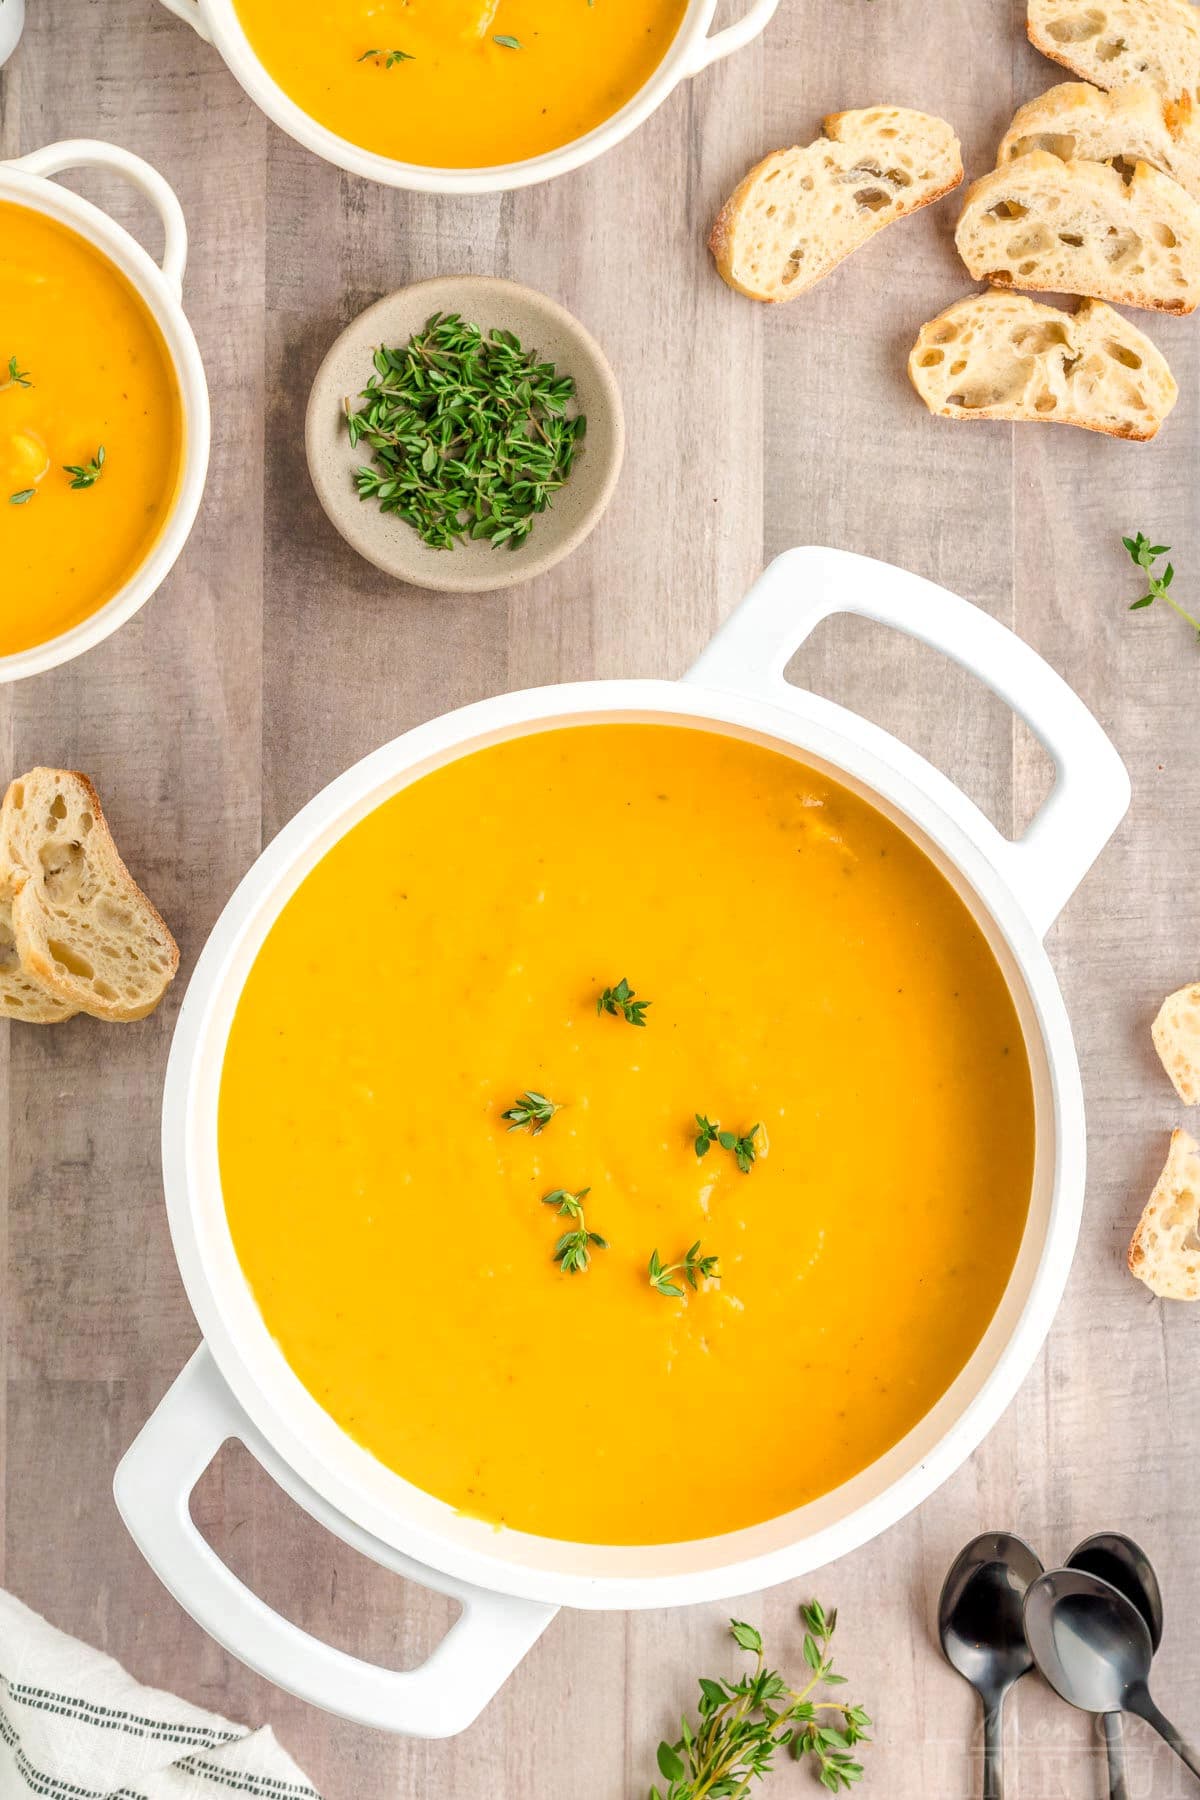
[{"xmin": 305, "ymin": 275, "xmax": 624, "ymax": 594}]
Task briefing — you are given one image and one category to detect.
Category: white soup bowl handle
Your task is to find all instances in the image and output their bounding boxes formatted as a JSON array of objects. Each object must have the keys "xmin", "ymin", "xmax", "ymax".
[
  {"xmin": 6, "ymin": 139, "xmax": 190, "ymax": 298},
  {"xmin": 114, "ymin": 1347, "xmax": 557, "ymax": 1736},
  {"xmin": 684, "ymin": 0, "xmax": 780, "ymax": 74},
  {"xmin": 685, "ymin": 547, "xmax": 1130, "ymax": 937}
]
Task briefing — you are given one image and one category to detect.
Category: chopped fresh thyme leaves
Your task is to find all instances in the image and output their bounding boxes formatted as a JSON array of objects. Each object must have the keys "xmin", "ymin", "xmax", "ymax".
[
  {"xmin": 543, "ymin": 1187, "xmax": 608, "ymax": 1274},
  {"xmin": 648, "ymin": 1243, "xmax": 719, "ymax": 1297},
  {"xmin": 596, "ymin": 977, "xmax": 650, "ymax": 1026},
  {"xmin": 3, "ymin": 356, "xmax": 31, "ymax": 389},
  {"xmin": 9, "ymin": 488, "xmax": 35, "ymax": 505},
  {"xmin": 493, "ymin": 33, "xmax": 522, "ymax": 46},
  {"xmin": 501, "ymin": 1089, "xmax": 558, "ymax": 1134},
  {"xmin": 345, "ymin": 312, "xmax": 585, "ymax": 551}
]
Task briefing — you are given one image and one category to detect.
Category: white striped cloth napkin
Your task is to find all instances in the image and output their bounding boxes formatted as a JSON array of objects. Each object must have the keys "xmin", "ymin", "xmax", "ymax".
[{"xmin": 0, "ymin": 1589, "xmax": 322, "ymax": 1800}]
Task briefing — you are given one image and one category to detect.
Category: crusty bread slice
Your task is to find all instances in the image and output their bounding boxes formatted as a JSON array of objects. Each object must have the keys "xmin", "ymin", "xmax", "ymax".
[
  {"xmin": 1026, "ymin": 0, "xmax": 1200, "ymax": 195},
  {"xmin": 0, "ymin": 769, "xmax": 178, "ymax": 1022},
  {"xmin": 998, "ymin": 80, "xmax": 1196, "ymax": 196},
  {"xmin": 955, "ymin": 150, "xmax": 1200, "ymax": 312},
  {"xmin": 909, "ymin": 289, "xmax": 1177, "ymax": 438},
  {"xmin": 1153, "ymin": 982, "xmax": 1200, "ymax": 1104},
  {"xmin": 709, "ymin": 106, "xmax": 963, "ymax": 303},
  {"xmin": 0, "ymin": 888, "xmax": 77, "ymax": 1022},
  {"xmin": 1128, "ymin": 1127, "xmax": 1200, "ymax": 1299}
]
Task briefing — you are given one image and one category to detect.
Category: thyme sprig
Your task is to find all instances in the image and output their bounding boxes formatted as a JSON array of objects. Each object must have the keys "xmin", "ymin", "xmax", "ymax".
[
  {"xmin": 345, "ymin": 313, "xmax": 585, "ymax": 551},
  {"xmin": 501, "ymin": 1089, "xmax": 558, "ymax": 1134},
  {"xmin": 649, "ymin": 1243, "xmax": 719, "ymax": 1297},
  {"xmin": 694, "ymin": 1115, "xmax": 761, "ymax": 1174},
  {"xmin": 64, "ymin": 446, "xmax": 105, "ymax": 489},
  {"xmin": 543, "ymin": 1187, "xmax": 608, "ymax": 1274},
  {"xmin": 1124, "ymin": 531, "xmax": 1200, "ymax": 640},
  {"xmin": 3, "ymin": 356, "xmax": 31, "ymax": 389},
  {"xmin": 650, "ymin": 1604, "xmax": 870, "ymax": 1799},
  {"xmin": 597, "ymin": 977, "xmax": 650, "ymax": 1026},
  {"xmin": 358, "ymin": 46, "xmax": 415, "ymax": 65}
]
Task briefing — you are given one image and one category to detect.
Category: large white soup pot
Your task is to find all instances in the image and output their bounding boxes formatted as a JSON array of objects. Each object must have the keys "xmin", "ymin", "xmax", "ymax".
[
  {"xmin": 155, "ymin": 0, "xmax": 778, "ymax": 194},
  {"xmin": 0, "ymin": 140, "xmax": 210, "ymax": 682},
  {"xmin": 116, "ymin": 548, "xmax": 1129, "ymax": 1736}
]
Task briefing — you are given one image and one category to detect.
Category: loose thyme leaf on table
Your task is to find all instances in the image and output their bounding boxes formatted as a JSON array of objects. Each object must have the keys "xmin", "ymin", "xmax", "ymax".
[
  {"xmin": 542, "ymin": 1187, "xmax": 608, "ymax": 1274},
  {"xmin": 1123, "ymin": 531, "xmax": 1200, "ymax": 640},
  {"xmin": 649, "ymin": 1604, "xmax": 870, "ymax": 1799},
  {"xmin": 345, "ymin": 312, "xmax": 585, "ymax": 551},
  {"xmin": 501, "ymin": 1089, "xmax": 558, "ymax": 1134}
]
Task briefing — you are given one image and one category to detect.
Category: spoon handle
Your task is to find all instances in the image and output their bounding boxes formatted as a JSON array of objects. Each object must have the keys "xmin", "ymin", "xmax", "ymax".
[
  {"xmin": 1132, "ymin": 1694, "xmax": 1200, "ymax": 1781},
  {"xmin": 1101, "ymin": 1711, "xmax": 1128, "ymax": 1800},
  {"xmin": 983, "ymin": 1699, "xmax": 1004, "ymax": 1800}
]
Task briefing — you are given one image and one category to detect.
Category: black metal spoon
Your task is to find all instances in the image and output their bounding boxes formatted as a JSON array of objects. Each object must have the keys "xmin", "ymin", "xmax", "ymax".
[
  {"xmin": 939, "ymin": 1532, "xmax": 1045, "ymax": 1800},
  {"xmin": 1024, "ymin": 1568, "xmax": 1200, "ymax": 1784},
  {"xmin": 1066, "ymin": 1534, "xmax": 1165, "ymax": 1800}
]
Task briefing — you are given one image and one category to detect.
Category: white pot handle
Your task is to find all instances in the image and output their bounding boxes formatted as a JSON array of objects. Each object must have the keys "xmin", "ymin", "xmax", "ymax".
[
  {"xmin": 685, "ymin": 547, "xmax": 1130, "ymax": 937},
  {"xmin": 155, "ymin": 0, "xmax": 213, "ymax": 41},
  {"xmin": 114, "ymin": 1347, "xmax": 557, "ymax": 1737},
  {"xmin": 684, "ymin": 0, "xmax": 780, "ymax": 74},
  {"xmin": 5, "ymin": 139, "xmax": 190, "ymax": 298}
]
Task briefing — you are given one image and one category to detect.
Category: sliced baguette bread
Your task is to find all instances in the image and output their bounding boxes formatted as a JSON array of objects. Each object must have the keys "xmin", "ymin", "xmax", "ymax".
[
  {"xmin": 0, "ymin": 890, "xmax": 78, "ymax": 1022},
  {"xmin": 955, "ymin": 149, "xmax": 1200, "ymax": 312},
  {"xmin": 1026, "ymin": 0, "xmax": 1200, "ymax": 194},
  {"xmin": 709, "ymin": 105, "xmax": 963, "ymax": 303},
  {"xmin": 1153, "ymin": 982, "xmax": 1200, "ymax": 1104},
  {"xmin": 0, "ymin": 769, "xmax": 178, "ymax": 1023},
  {"xmin": 1128, "ymin": 1126, "xmax": 1200, "ymax": 1299},
  {"xmin": 908, "ymin": 289, "xmax": 1177, "ymax": 438},
  {"xmin": 998, "ymin": 79, "xmax": 1195, "ymax": 195}
]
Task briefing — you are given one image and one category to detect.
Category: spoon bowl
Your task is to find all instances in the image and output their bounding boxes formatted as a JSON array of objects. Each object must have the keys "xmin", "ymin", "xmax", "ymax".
[
  {"xmin": 1024, "ymin": 1568, "xmax": 1200, "ymax": 1783},
  {"xmin": 1067, "ymin": 1534, "xmax": 1164, "ymax": 1652},
  {"xmin": 939, "ymin": 1533, "xmax": 1044, "ymax": 1798}
]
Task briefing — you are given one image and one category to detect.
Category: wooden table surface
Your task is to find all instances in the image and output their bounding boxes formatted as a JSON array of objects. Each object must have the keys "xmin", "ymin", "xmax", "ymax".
[{"xmin": 3, "ymin": 1, "xmax": 1199, "ymax": 1795}]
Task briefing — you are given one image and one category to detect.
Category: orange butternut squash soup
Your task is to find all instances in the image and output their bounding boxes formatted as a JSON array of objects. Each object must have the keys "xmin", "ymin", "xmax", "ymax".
[
  {"xmin": 219, "ymin": 724, "xmax": 1034, "ymax": 1545},
  {"xmin": 231, "ymin": 0, "xmax": 689, "ymax": 168},
  {"xmin": 0, "ymin": 204, "xmax": 183, "ymax": 657}
]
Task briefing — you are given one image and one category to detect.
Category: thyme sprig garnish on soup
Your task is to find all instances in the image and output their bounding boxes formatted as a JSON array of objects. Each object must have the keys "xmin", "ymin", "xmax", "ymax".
[
  {"xmin": 648, "ymin": 1243, "xmax": 720, "ymax": 1297},
  {"xmin": 650, "ymin": 1605, "xmax": 870, "ymax": 1798},
  {"xmin": 63, "ymin": 446, "xmax": 105, "ymax": 490},
  {"xmin": 597, "ymin": 976, "xmax": 650, "ymax": 1026},
  {"xmin": 543, "ymin": 1187, "xmax": 608, "ymax": 1273},
  {"xmin": 357, "ymin": 46, "xmax": 415, "ymax": 66},
  {"xmin": 501, "ymin": 1089, "xmax": 559, "ymax": 1133},
  {"xmin": 695, "ymin": 1114, "xmax": 762, "ymax": 1172},
  {"xmin": 3, "ymin": 356, "xmax": 31, "ymax": 390},
  {"xmin": 345, "ymin": 312, "xmax": 585, "ymax": 550}
]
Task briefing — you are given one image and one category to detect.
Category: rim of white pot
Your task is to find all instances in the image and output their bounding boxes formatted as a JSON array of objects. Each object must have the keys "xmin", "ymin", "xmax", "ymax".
[
  {"xmin": 196, "ymin": 0, "xmax": 736, "ymax": 193},
  {"xmin": 0, "ymin": 152, "xmax": 210, "ymax": 682},
  {"xmin": 161, "ymin": 675, "xmax": 1083, "ymax": 1611}
]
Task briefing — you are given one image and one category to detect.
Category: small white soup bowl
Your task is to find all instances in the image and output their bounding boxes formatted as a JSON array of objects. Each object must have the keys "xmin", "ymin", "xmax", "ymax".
[
  {"xmin": 0, "ymin": 140, "xmax": 210, "ymax": 683},
  {"xmin": 154, "ymin": 0, "xmax": 779, "ymax": 193}
]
